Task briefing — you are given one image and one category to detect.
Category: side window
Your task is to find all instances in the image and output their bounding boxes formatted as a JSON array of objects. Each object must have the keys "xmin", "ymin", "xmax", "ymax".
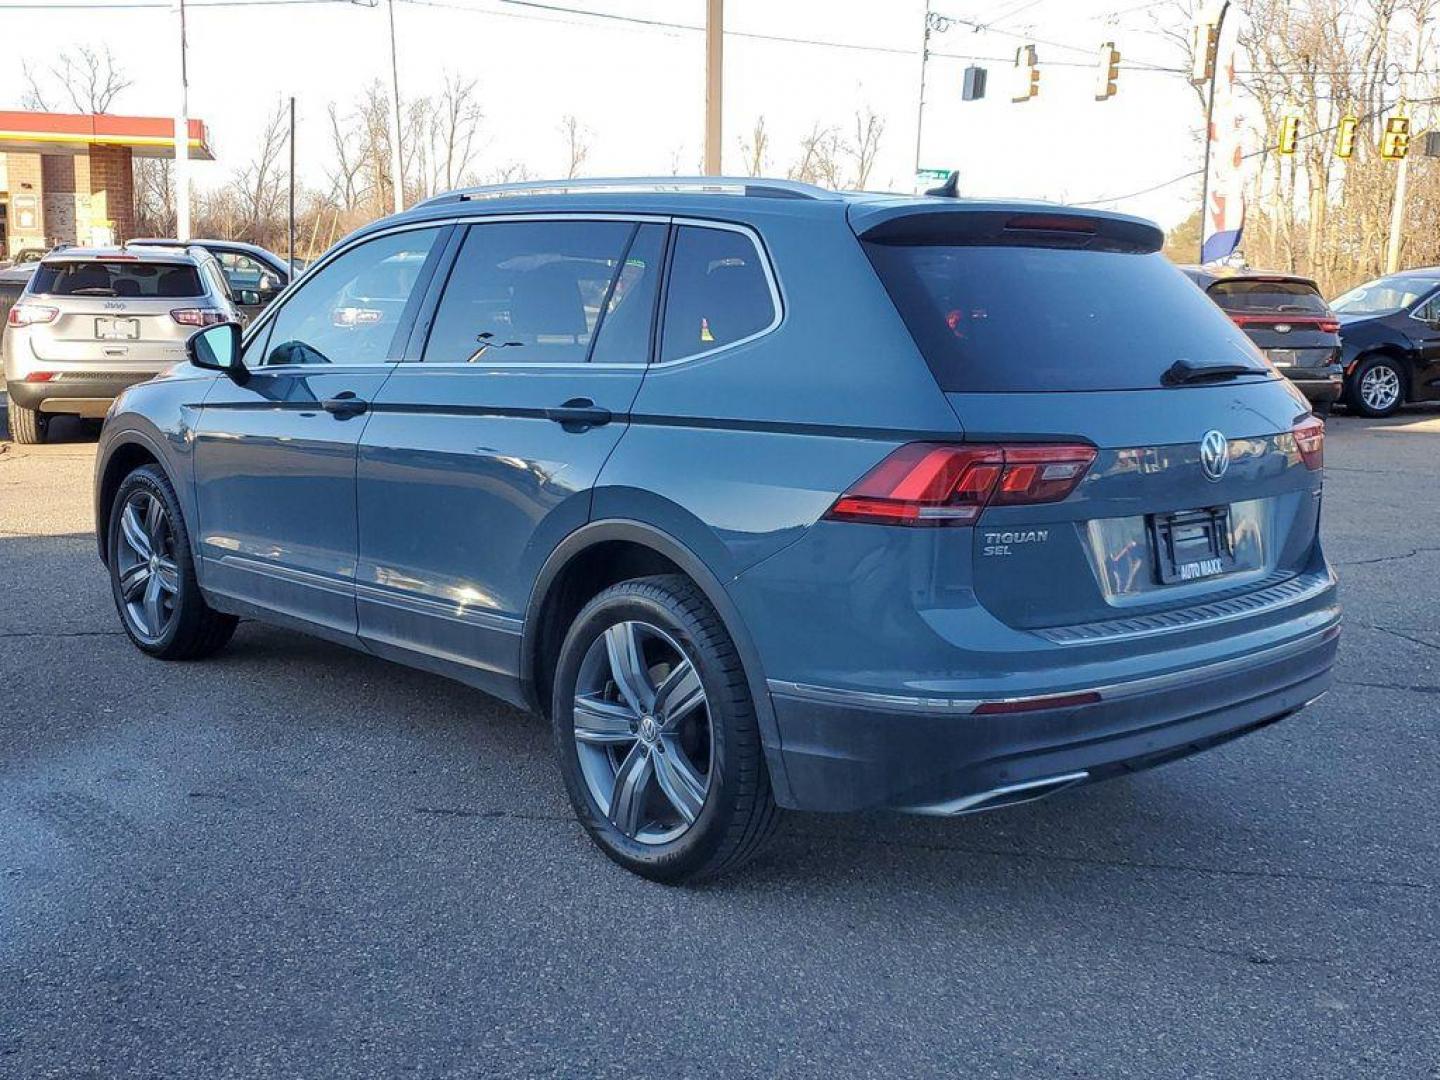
[
  {"xmin": 660, "ymin": 225, "xmax": 776, "ymax": 363},
  {"xmin": 589, "ymin": 224, "xmax": 666, "ymax": 365},
  {"xmin": 1415, "ymin": 295, "xmax": 1440, "ymax": 324},
  {"xmin": 203, "ymin": 262, "xmax": 231, "ymax": 301},
  {"xmin": 423, "ymin": 219, "xmax": 637, "ymax": 365},
  {"xmin": 260, "ymin": 228, "xmax": 441, "ymax": 366},
  {"xmin": 219, "ymin": 252, "xmax": 279, "ymax": 294}
]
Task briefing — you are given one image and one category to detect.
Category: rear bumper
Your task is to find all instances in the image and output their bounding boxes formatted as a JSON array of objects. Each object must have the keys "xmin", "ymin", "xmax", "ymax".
[
  {"xmin": 7, "ymin": 372, "xmax": 159, "ymax": 416},
  {"xmin": 766, "ymin": 616, "xmax": 1339, "ymax": 813},
  {"xmin": 1283, "ymin": 371, "xmax": 1343, "ymax": 407}
]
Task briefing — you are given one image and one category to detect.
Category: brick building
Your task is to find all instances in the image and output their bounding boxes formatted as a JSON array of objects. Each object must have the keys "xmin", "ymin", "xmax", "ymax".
[{"xmin": 0, "ymin": 111, "xmax": 212, "ymax": 256}]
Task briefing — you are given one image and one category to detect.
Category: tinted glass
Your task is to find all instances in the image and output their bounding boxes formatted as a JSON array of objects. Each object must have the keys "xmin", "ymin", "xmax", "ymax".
[
  {"xmin": 1208, "ymin": 279, "xmax": 1328, "ymax": 314},
  {"xmin": 589, "ymin": 224, "xmax": 665, "ymax": 365},
  {"xmin": 862, "ymin": 244, "xmax": 1265, "ymax": 392},
  {"xmin": 218, "ymin": 252, "xmax": 274, "ymax": 293},
  {"xmin": 1332, "ymin": 274, "xmax": 1440, "ymax": 317},
  {"xmin": 31, "ymin": 260, "xmax": 203, "ymax": 298},
  {"xmin": 262, "ymin": 227, "xmax": 441, "ymax": 366},
  {"xmin": 424, "ymin": 220, "xmax": 636, "ymax": 364},
  {"xmin": 661, "ymin": 226, "xmax": 775, "ymax": 362}
]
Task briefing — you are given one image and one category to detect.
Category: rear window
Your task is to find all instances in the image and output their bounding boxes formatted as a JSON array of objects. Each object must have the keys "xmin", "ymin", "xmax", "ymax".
[
  {"xmin": 863, "ymin": 243, "xmax": 1265, "ymax": 392},
  {"xmin": 1208, "ymin": 279, "xmax": 1328, "ymax": 315},
  {"xmin": 30, "ymin": 260, "xmax": 204, "ymax": 299}
]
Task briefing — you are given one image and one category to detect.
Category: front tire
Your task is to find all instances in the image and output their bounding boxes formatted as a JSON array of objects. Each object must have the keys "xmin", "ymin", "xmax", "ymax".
[
  {"xmin": 1350, "ymin": 355, "xmax": 1406, "ymax": 418},
  {"xmin": 6, "ymin": 398, "xmax": 48, "ymax": 444},
  {"xmin": 107, "ymin": 464, "xmax": 237, "ymax": 660},
  {"xmin": 551, "ymin": 575, "xmax": 779, "ymax": 883}
]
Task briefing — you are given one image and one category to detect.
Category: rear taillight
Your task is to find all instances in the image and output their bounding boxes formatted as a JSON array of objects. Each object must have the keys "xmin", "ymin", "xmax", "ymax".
[
  {"xmin": 170, "ymin": 308, "xmax": 227, "ymax": 327},
  {"xmin": 23, "ymin": 371, "xmax": 55, "ymax": 382},
  {"xmin": 1228, "ymin": 313, "xmax": 1340, "ymax": 334},
  {"xmin": 825, "ymin": 443, "xmax": 1097, "ymax": 527},
  {"xmin": 1293, "ymin": 416, "xmax": 1324, "ymax": 470},
  {"xmin": 7, "ymin": 303, "xmax": 58, "ymax": 327}
]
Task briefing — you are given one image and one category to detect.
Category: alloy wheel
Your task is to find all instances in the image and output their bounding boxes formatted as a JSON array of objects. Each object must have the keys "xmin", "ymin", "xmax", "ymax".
[
  {"xmin": 572, "ymin": 620, "xmax": 713, "ymax": 845},
  {"xmin": 1360, "ymin": 365, "xmax": 1401, "ymax": 413},
  {"xmin": 114, "ymin": 490, "xmax": 181, "ymax": 643}
]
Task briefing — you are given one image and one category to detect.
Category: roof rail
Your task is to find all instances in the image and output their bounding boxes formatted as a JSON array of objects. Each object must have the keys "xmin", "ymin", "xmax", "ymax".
[{"xmin": 414, "ymin": 176, "xmax": 837, "ymax": 210}]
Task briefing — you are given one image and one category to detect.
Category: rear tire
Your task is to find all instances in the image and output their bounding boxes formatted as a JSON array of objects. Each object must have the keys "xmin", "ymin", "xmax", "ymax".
[
  {"xmin": 6, "ymin": 398, "xmax": 48, "ymax": 444},
  {"xmin": 1349, "ymin": 355, "xmax": 1405, "ymax": 418},
  {"xmin": 107, "ymin": 464, "xmax": 237, "ymax": 660},
  {"xmin": 551, "ymin": 574, "xmax": 780, "ymax": 883}
]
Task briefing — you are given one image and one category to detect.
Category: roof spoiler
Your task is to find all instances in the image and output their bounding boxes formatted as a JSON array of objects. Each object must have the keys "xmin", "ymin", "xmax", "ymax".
[{"xmin": 855, "ymin": 206, "xmax": 1164, "ymax": 254}]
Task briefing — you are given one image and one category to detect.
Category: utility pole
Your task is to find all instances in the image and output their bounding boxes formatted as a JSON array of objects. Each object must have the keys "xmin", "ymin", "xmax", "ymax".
[
  {"xmin": 1385, "ymin": 8, "xmax": 1430, "ymax": 274},
  {"xmin": 704, "ymin": 0, "xmax": 723, "ymax": 175},
  {"xmin": 385, "ymin": 0, "xmax": 405, "ymax": 212},
  {"xmin": 173, "ymin": 0, "xmax": 191, "ymax": 241},
  {"xmin": 1196, "ymin": 0, "xmax": 1231, "ymax": 263},
  {"xmin": 288, "ymin": 96, "xmax": 296, "ymax": 271},
  {"xmin": 913, "ymin": 0, "xmax": 933, "ymax": 188}
]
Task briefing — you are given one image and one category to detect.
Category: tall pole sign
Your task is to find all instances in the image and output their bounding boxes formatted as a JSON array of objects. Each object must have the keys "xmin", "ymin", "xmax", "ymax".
[{"xmin": 1196, "ymin": 1, "xmax": 1245, "ymax": 264}]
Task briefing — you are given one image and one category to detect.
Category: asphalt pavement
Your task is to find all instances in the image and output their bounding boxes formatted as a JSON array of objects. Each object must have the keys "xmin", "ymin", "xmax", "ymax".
[{"xmin": 1, "ymin": 407, "xmax": 1437, "ymax": 1079}]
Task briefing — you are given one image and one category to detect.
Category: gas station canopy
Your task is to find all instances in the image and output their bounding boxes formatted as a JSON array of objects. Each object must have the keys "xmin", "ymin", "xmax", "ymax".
[{"xmin": 0, "ymin": 111, "xmax": 212, "ymax": 160}]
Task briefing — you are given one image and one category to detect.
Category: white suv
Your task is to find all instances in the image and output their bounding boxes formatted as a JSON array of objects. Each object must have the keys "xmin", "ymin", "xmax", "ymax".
[{"xmin": 3, "ymin": 245, "xmax": 238, "ymax": 444}]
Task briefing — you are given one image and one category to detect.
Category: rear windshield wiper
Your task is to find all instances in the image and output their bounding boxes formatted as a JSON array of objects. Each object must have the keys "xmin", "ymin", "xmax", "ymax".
[{"xmin": 1162, "ymin": 358, "xmax": 1264, "ymax": 386}]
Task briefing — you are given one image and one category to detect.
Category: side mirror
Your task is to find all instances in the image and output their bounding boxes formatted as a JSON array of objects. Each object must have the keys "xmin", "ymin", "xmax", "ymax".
[
  {"xmin": 187, "ymin": 321, "xmax": 246, "ymax": 381},
  {"xmin": 259, "ymin": 272, "xmax": 282, "ymax": 295},
  {"xmin": 238, "ymin": 288, "xmax": 262, "ymax": 306}
]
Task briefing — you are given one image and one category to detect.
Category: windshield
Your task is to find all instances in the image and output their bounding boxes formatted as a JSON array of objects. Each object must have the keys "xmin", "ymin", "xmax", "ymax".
[
  {"xmin": 863, "ymin": 243, "xmax": 1266, "ymax": 392},
  {"xmin": 1332, "ymin": 274, "xmax": 1440, "ymax": 317},
  {"xmin": 1209, "ymin": 279, "xmax": 1328, "ymax": 315},
  {"xmin": 29, "ymin": 260, "xmax": 204, "ymax": 298}
]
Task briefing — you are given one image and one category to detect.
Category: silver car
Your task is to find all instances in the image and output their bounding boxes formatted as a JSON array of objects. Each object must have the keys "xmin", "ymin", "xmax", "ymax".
[{"xmin": 3, "ymin": 245, "xmax": 238, "ymax": 444}]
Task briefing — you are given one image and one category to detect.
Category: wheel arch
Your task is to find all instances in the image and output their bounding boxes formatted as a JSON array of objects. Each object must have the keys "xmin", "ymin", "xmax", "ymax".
[
  {"xmin": 95, "ymin": 431, "xmax": 173, "ymax": 566},
  {"xmin": 520, "ymin": 519, "xmax": 794, "ymax": 806}
]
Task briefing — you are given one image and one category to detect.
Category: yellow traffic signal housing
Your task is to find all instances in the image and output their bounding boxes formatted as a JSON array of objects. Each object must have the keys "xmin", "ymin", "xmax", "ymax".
[
  {"xmin": 1095, "ymin": 41, "xmax": 1120, "ymax": 101},
  {"xmin": 1381, "ymin": 115, "xmax": 1411, "ymax": 160},
  {"xmin": 1335, "ymin": 115, "xmax": 1359, "ymax": 158},
  {"xmin": 1191, "ymin": 21, "xmax": 1219, "ymax": 84},
  {"xmin": 1011, "ymin": 44, "xmax": 1040, "ymax": 103},
  {"xmin": 1279, "ymin": 115, "xmax": 1301, "ymax": 155}
]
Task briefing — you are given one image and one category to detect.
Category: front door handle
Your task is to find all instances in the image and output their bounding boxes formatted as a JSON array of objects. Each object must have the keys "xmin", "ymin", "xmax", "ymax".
[
  {"xmin": 545, "ymin": 398, "xmax": 612, "ymax": 430},
  {"xmin": 322, "ymin": 392, "xmax": 369, "ymax": 419}
]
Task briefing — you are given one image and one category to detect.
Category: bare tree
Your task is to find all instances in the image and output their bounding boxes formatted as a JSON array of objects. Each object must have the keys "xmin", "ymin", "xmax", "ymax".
[
  {"xmin": 559, "ymin": 114, "xmax": 591, "ymax": 179},
  {"xmin": 788, "ymin": 122, "xmax": 843, "ymax": 187},
  {"xmin": 738, "ymin": 116, "xmax": 770, "ymax": 177},
  {"xmin": 848, "ymin": 107, "xmax": 885, "ymax": 190},
  {"xmin": 428, "ymin": 72, "xmax": 483, "ymax": 194},
  {"xmin": 133, "ymin": 159, "xmax": 176, "ymax": 236},
  {"xmin": 230, "ymin": 102, "xmax": 291, "ymax": 239},
  {"xmin": 484, "ymin": 161, "xmax": 535, "ymax": 184},
  {"xmin": 325, "ymin": 101, "xmax": 369, "ymax": 213},
  {"xmin": 22, "ymin": 45, "xmax": 132, "ymax": 113}
]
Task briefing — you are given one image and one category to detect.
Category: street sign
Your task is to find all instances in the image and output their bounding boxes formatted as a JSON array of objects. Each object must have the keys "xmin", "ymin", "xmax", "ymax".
[{"xmin": 916, "ymin": 168, "xmax": 951, "ymax": 181}]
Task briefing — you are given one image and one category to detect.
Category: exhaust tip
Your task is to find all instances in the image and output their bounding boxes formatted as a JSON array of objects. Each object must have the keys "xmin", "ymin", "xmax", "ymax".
[{"xmin": 905, "ymin": 770, "xmax": 1090, "ymax": 817}]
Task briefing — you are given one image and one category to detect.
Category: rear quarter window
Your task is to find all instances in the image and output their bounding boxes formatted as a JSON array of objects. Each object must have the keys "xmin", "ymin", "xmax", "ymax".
[
  {"xmin": 660, "ymin": 226, "xmax": 776, "ymax": 362},
  {"xmin": 30, "ymin": 260, "xmax": 204, "ymax": 299},
  {"xmin": 862, "ymin": 243, "xmax": 1265, "ymax": 392}
]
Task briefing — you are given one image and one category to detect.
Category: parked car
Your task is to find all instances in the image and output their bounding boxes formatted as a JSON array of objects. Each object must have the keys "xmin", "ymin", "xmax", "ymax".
[
  {"xmin": 1182, "ymin": 267, "xmax": 1343, "ymax": 412},
  {"xmin": 1329, "ymin": 267, "xmax": 1440, "ymax": 417},
  {"xmin": 4, "ymin": 245, "xmax": 238, "ymax": 443},
  {"xmin": 128, "ymin": 238, "xmax": 291, "ymax": 324},
  {"xmin": 93, "ymin": 178, "xmax": 1339, "ymax": 882},
  {"xmin": 0, "ymin": 246, "xmax": 48, "ymax": 272}
]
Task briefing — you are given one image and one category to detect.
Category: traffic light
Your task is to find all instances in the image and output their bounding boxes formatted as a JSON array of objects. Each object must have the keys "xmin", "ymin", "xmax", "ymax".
[
  {"xmin": 1335, "ymin": 115, "xmax": 1359, "ymax": 158},
  {"xmin": 1279, "ymin": 115, "xmax": 1301, "ymax": 155},
  {"xmin": 1011, "ymin": 44, "xmax": 1040, "ymax": 103},
  {"xmin": 1095, "ymin": 41, "xmax": 1120, "ymax": 101},
  {"xmin": 1426, "ymin": 131, "xmax": 1440, "ymax": 159},
  {"xmin": 1381, "ymin": 115, "xmax": 1411, "ymax": 160},
  {"xmin": 1191, "ymin": 20, "xmax": 1219, "ymax": 84},
  {"xmin": 962, "ymin": 65, "xmax": 987, "ymax": 102}
]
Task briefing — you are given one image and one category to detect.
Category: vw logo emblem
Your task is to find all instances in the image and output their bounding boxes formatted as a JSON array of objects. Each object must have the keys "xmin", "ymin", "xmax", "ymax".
[
  {"xmin": 1274, "ymin": 323, "xmax": 1292, "ymax": 334},
  {"xmin": 1200, "ymin": 430, "xmax": 1230, "ymax": 481}
]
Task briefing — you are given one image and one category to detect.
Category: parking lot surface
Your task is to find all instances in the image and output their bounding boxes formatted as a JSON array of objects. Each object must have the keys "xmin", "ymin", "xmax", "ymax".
[{"xmin": 1, "ymin": 408, "xmax": 1437, "ymax": 1079}]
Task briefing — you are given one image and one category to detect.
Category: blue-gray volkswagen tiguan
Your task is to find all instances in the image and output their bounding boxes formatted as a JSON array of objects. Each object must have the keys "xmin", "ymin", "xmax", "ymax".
[{"xmin": 94, "ymin": 178, "xmax": 1339, "ymax": 881}]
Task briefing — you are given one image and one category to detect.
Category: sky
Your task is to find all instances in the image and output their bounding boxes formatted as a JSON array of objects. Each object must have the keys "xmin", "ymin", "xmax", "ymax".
[{"xmin": 0, "ymin": 0, "xmax": 1208, "ymax": 228}]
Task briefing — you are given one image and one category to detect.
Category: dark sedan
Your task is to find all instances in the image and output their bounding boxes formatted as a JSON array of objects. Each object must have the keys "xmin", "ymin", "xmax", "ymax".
[
  {"xmin": 1330, "ymin": 268, "xmax": 1440, "ymax": 417},
  {"xmin": 1183, "ymin": 267, "xmax": 1343, "ymax": 412},
  {"xmin": 127, "ymin": 238, "xmax": 293, "ymax": 324}
]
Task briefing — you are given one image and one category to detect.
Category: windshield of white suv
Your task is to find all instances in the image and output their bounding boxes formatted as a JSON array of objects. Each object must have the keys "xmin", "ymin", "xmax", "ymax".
[{"xmin": 30, "ymin": 259, "xmax": 205, "ymax": 299}]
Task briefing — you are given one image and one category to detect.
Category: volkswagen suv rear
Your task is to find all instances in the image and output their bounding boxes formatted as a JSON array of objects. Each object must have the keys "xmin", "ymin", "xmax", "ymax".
[
  {"xmin": 93, "ymin": 180, "xmax": 1338, "ymax": 881},
  {"xmin": 4, "ymin": 245, "xmax": 235, "ymax": 443}
]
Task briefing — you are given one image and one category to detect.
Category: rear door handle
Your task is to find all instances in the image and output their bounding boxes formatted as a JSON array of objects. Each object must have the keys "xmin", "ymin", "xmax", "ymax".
[
  {"xmin": 322, "ymin": 392, "xmax": 369, "ymax": 419},
  {"xmin": 545, "ymin": 398, "xmax": 612, "ymax": 430}
]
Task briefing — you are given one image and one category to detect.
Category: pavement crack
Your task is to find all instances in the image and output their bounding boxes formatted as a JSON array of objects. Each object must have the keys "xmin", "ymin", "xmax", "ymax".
[
  {"xmin": 1366, "ymin": 624, "xmax": 1440, "ymax": 654},
  {"xmin": 1337, "ymin": 546, "xmax": 1440, "ymax": 567},
  {"xmin": 1344, "ymin": 679, "xmax": 1440, "ymax": 696}
]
